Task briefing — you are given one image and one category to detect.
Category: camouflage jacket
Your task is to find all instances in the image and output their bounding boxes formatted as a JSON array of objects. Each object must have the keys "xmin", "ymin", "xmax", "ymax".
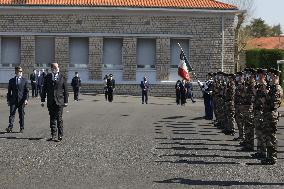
[
  {"xmin": 235, "ymin": 82, "xmax": 245, "ymax": 105},
  {"xmin": 264, "ymin": 84, "xmax": 283, "ymax": 112},
  {"xmin": 225, "ymin": 82, "xmax": 235, "ymax": 102},
  {"xmin": 254, "ymin": 82, "xmax": 268, "ymax": 111}
]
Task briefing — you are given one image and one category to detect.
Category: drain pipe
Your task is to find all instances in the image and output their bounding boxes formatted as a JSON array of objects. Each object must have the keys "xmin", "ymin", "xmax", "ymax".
[{"xmin": 221, "ymin": 15, "xmax": 225, "ymax": 72}]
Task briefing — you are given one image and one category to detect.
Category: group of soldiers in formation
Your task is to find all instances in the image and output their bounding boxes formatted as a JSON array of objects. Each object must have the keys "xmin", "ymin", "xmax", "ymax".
[{"xmin": 201, "ymin": 68, "xmax": 283, "ymax": 165}]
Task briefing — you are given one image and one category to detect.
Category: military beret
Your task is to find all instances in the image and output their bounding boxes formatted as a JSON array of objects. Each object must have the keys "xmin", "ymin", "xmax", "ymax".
[
  {"xmin": 213, "ymin": 72, "xmax": 217, "ymax": 76},
  {"xmin": 207, "ymin": 72, "xmax": 213, "ymax": 76},
  {"xmin": 257, "ymin": 68, "xmax": 267, "ymax": 74},
  {"xmin": 268, "ymin": 68, "xmax": 281, "ymax": 76},
  {"xmin": 109, "ymin": 74, "xmax": 113, "ymax": 77}
]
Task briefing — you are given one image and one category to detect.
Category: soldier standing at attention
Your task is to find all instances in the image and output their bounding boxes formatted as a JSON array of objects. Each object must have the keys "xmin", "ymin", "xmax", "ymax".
[
  {"xmin": 234, "ymin": 72, "xmax": 245, "ymax": 141},
  {"xmin": 251, "ymin": 69, "xmax": 268, "ymax": 159},
  {"xmin": 223, "ymin": 73, "xmax": 236, "ymax": 135},
  {"xmin": 239, "ymin": 68, "xmax": 256, "ymax": 151},
  {"xmin": 261, "ymin": 68, "xmax": 283, "ymax": 165},
  {"xmin": 71, "ymin": 72, "xmax": 81, "ymax": 101}
]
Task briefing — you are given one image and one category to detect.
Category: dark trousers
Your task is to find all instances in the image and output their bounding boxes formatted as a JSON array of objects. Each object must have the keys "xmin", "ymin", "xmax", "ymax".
[
  {"xmin": 73, "ymin": 87, "xmax": 79, "ymax": 101},
  {"xmin": 8, "ymin": 104, "xmax": 25, "ymax": 129},
  {"xmin": 31, "ymin": 83, "xmax": 38, "ymax": 97},
  {"xmin": 187, "ymin": 90, "xmax": 195, "ymax": 102},
  {"xmin": 204, "ymin": 95, "xmax": 213, "ymax": 119},
  {"xmin": 181, "ymin": 91, "xmax": 187, "ymax": 105},
  {"xmin": 142, "ymin": 90, "xmax": 148, "ymax": 104},
  {"xmin": 48, "ymin": 102, "xmax": 64, "ymax": 137},
  {"xmin": 37, "ymin": 85, "xmax": 43, "ymax": 97},
  {"xmin": 104, "ymin": 88, "xmax": 108, "ymax": 101},
  {"xmin": 108, "ymin": 88, "xmax": 113, "ymax": 102},
  {"xmin": 176, "ymin": 92, "xmax": 181, "ymax": 105}
]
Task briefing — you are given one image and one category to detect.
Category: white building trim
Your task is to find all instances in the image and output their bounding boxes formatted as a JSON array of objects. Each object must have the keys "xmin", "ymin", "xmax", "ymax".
[{"xmin": 0, "ymin": 32, "xmax": 193, "ymax": 38}]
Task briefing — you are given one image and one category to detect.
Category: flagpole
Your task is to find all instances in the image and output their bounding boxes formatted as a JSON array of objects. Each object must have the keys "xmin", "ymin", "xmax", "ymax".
[{"xmin": 177, "ymin": 43, "xmax": 197, "ymax": 80}]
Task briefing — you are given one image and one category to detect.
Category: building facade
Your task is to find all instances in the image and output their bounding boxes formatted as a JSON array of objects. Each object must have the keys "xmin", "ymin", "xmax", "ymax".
[{"xmin": 0, "ymin": 0, "xmax": 238, "ymax": 96}]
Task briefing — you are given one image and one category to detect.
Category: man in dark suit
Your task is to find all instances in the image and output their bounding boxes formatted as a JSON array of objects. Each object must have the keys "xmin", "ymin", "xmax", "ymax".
[
  {"xmin": 6, "ymin": 66, "xmax": 29, "ymax": 133},
  {"xmin": 71, "ymin": 72, "xmax": 81, "ymax": 101},
  {"xmin": 140, "ymin": 76, "xmax": 150, "ymax": 104},
  {"xmin": 30, "ymin": 69, "xmax": 38, "ymax": 97},
  {"xmin": 106, "ymin": 74, "xmax": 115, "ymax": 102},
  {"xmin": 41, "ymin": 63, "xmax": 68, "ymax": 141},
  {"xmin": 37, "ymin": 69, "xmax": 45, "ymax": 97}
]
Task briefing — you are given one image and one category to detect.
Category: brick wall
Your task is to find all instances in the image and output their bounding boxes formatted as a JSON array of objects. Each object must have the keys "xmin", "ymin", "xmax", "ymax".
[
  {"xmin": 89, "ymin": 37, "xmax": 103, "ymax": 80},
  {"xmin": 20, "ymin": 36, "xmax": 35, "ymax": 78},
  {"xmin": 122, "ymin": 37, "xmax": 137, "ymax": 81},
  {"xmin": 0, "ymin": 13, "xmax": 236, "ymax": 81}
]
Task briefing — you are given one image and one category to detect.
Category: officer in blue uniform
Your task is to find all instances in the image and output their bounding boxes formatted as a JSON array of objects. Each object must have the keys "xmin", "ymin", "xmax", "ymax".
[{"xmin": 198, "ymin": 73, "xmax": 213, "ymax": 120}]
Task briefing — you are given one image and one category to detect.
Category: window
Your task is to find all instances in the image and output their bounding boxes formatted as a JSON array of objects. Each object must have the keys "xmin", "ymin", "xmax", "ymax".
[
  {"xmin": 1, "ymin": 37, "xmax": 20, "ymax": 67},
  {"xmin": 35, "ymin": 37, "xmax": 55, "ymax": 67},
  {"xmin": 103, "ymin": 38, "xmax": 123, "ymax": 69},
  {"xmin": 70, "ymin": 38, "xmax": 89, "ymax": 68},
  {"xmin": 170, "ymin": 39, "xmax": 189, "ymax": 69},
  {"xmin": 137, "ymin": 38, "xmax": 156, "ymax": 69}
]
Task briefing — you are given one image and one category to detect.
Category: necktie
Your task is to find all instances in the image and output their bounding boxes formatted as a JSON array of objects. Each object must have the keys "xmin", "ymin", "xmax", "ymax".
[{"xmin": 17, "ymin": 77, "xmax": 21, "ymax": 85}]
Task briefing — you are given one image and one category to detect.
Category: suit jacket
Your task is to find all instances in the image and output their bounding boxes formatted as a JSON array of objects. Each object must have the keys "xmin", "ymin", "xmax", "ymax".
[
  {"xmin": 7, "ymin": 77, "xmax": 29, "ymax": 105},
  {"xmin": 41, "ymin": 73, "xmax": 68, "ymax": 108},
  {"xmin": 107, "ymin": 79, "xmax": 115, "ymax": 89},
  {"xmin": 71, "ymin": 76, "xmax": 81, "ymax": 89},
  {"xmin": 30, "ymin": 73, "xmax": 38, "ymax": 84},
  {"xmin": 140, "ymin": 81, "xmax": 149, "ymax": 91}
]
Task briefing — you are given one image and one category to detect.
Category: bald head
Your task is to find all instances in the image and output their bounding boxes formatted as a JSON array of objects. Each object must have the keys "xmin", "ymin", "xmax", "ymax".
[{"xmin": 51, "ymin": 63, "xmax": 59, "ymax": 74}]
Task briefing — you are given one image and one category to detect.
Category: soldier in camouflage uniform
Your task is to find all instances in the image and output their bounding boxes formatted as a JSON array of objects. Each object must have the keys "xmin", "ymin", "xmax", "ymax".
[
  {"xmin": 212, "ymin": 72, "xmax": 218, "ymax": 126},
  {"xmin": 234, "ymin": 72, "xmax": 246, "ymax": 141},
  {"xmin": 251, "ymin": 69, "xmax": 268, "ymax": 159},
  {"xmin": 214, "ymin": 72, "xmax": 224, "ymax": 128},
  {"xmin": 216, "ymin": 72, "xmax": 226, "ymax": 129},
  {"xmin": 223, "ymin": 73, "xmax": 236, "ymax": 135},
  {"xmin": 240, "ymin": 68, "xmax": 256, "ymax": 151},
  {"xmin": 261, "ymin": 68, "xmax": 283, "ymax": 165}
]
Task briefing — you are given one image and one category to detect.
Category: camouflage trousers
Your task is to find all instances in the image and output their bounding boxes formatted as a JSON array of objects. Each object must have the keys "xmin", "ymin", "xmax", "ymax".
[
  {"xmin": 225, "ymin": 101, "xmax": 235, "ymax": 132},
  {"xmin": 242, "ymin": 106, "xmax": 254, "ymax": 149},
  {"xmin": 263, "ymin": 111, "xmax": 279, "ymax": 161},
  {"xmin": 254, "ymin": 111, "xmax": 266, "ymax": 156},
  {"xmin": 215, "ymin": 97, "xmax": 225, "ymax": 128},
  {"xmin": 235, "ymin": 105, "xmax": 245, "ymax": 139}
]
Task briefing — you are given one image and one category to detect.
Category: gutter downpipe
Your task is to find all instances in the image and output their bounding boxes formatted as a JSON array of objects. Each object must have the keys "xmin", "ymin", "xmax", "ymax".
[{"xmin": 221, "ymin": 15, "xmax": 225, "ymax": 72}]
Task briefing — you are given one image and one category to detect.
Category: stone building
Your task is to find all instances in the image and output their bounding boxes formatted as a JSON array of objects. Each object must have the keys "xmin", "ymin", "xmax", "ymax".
[{"xmin": 0, "ymin": 0, "xmax": 239, "ymax": 96}]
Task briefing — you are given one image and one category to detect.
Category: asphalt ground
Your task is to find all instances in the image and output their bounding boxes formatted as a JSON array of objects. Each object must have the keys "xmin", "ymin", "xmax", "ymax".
[{"xmin": 0, "ymin": 92, "xmax": 284, "ymax": 189}]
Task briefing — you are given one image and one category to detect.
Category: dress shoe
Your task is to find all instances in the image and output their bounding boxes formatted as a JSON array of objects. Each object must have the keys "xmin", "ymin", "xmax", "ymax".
[
  {"xmin": 6, "ymin": 128, "xmax": 12, "ymax": 133},
  {"xmin": 58, "ymin": 136, "xmax": 63, "ymax": 141},
  {"xmin": 19, "ymin": 128, "xmax": 24, "ymax": 133},
  {"xmin": 47, "ymin": 136, "xmax": 56, "ymax": 141}
]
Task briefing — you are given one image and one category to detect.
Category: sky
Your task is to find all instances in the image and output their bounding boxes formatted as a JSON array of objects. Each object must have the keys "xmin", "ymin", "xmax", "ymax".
[{"xmin": 253, "ymin": 0, "xmax": 284, "ymax": 30}]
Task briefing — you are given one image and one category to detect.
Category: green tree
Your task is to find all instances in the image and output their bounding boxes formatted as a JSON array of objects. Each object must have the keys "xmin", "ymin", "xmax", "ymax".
[
  {"xmin": 270, "ymin": 24, "xmax": 282, "ymax": 36},
  {"xmin": 249, "ymin": 18, "xmax": 271, "ymax": 37}
]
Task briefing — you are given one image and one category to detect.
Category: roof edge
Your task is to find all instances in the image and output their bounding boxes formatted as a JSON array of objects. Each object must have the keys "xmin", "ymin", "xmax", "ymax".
[{"xmin": 0, "ymin": 5, "xmax": 242, "ymax": 14}]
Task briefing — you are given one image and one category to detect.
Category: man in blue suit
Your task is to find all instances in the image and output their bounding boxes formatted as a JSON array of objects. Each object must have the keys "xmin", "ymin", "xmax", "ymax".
[
  {"xmin": 140, "ymin": 76, "xmax": 150, "ymax": 104},
  {"xmin": 6, "ymin": 66, "xmax": 29, "ymax": 133}
]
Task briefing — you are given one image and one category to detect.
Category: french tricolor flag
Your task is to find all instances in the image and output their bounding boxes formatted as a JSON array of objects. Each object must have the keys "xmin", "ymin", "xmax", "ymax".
[{"xmin": 178, "ymin": 51, "xmax": 193, "ymax": 81}]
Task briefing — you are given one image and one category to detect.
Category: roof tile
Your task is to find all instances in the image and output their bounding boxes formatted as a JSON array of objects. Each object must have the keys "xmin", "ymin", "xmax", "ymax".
[{"xmin": 0, "ymin": 0, "xmax": 237, "ymax": 9}]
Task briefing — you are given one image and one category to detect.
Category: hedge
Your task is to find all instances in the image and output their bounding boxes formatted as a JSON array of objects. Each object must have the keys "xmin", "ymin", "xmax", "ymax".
[{"xmin": 246, "ymin": 49, "xmax": 284, "ymax": 69}]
